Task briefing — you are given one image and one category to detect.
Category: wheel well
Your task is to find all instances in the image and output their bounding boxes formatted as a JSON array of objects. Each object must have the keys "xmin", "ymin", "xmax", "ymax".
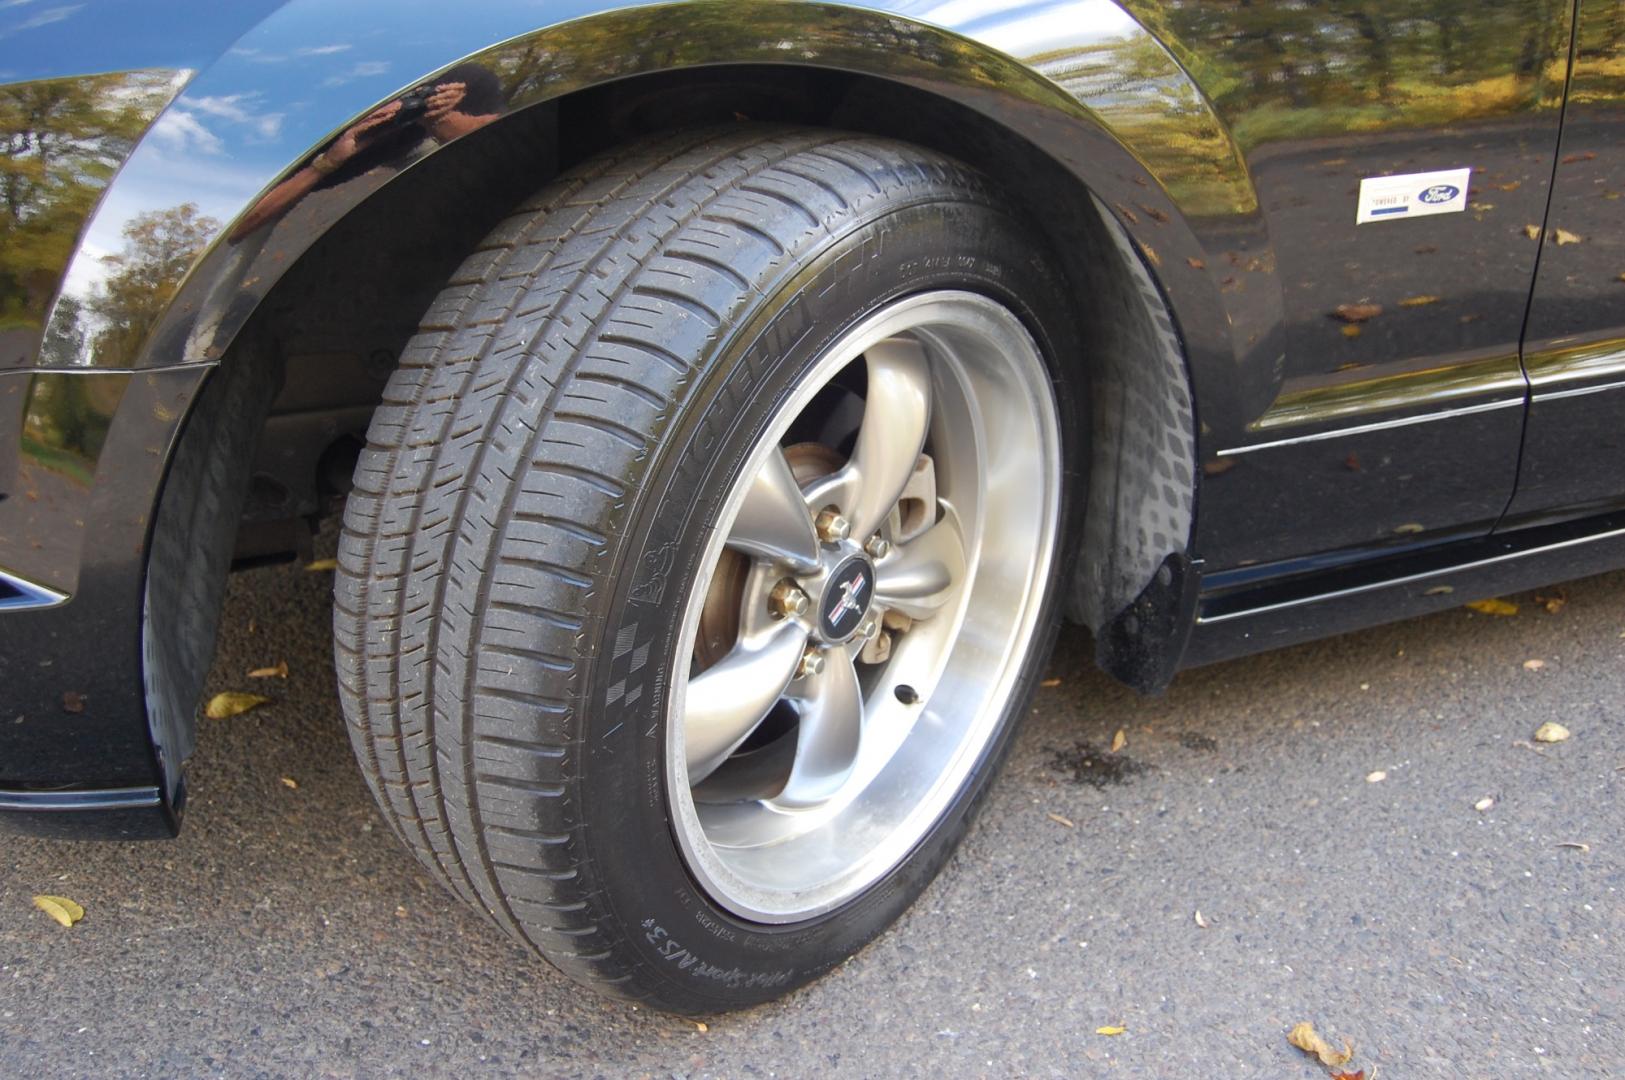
[{"xmin": 224, "ymin": 64, "xmax": 1196, "ymax": 661}]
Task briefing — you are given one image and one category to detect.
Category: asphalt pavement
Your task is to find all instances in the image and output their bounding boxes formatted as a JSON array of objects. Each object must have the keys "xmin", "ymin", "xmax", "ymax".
[{"xmin": 3, "ymin": 543, "xmax": 1622, "ymax": 1078}]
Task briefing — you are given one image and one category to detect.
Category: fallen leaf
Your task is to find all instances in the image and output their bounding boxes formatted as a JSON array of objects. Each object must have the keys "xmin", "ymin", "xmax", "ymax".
[
  {"xmin": 1142, "ymin": 244, "xmax": 1160, "ymax": 267},
  {"xmin": 1395, "ymin": 523, "xmax": 1426, "ymax": 535},
  {"xmin": 1332, "ymin": 1072, "xmax": 1366, "ymax": 1080},
  {"xmin": 1475, "ymin": 796, "xmax": 1495, "ymax": 812},
  {"xmin": 280, "ymin": 776, "xmax": 299, "ymax": 789},
  {"xmin": 1497, "ymin": 180, "xmax": 1522, "ymax": 191},
  {"xmin": 1096, "ymin": 1026, "xmax": 1125, "ymax": 1036},
  {"xmin": 1423, "ymin": 584, "xmax": 1454, "ymax": 595},
  {"xmin": 1557, "ymin": 841, "xmax": 1590, "ymax": 852},
  {"xmin": 205, "ymin": 692, "xmax": 272, "ymax": 720},
  {"xmin": 249, "ymin": 660, "xmax": 289, "ymax": 679},
  {"xmin": 1047, "ymin": 812, "xmax": 1076, "ymax": 829},
  {"xmin": 61, "ymin": 691, "xmax": 85, "ymax": 714},
  {"xmin": 1399, "ymin": 294, "xmax": 1442, "ymax": 307},
  {"xmin": 1115, "ymin": 203, "xmax": 1140, "ymax": 225},
  {"xmin": 1203, "ymin": 457, "xmax": 1237, "ymax": 476},
  {"xmin": 1533, "ymin": 721, "xmax": 1570, "ymax": 743},
  {"xmin": 1561, "ymin": 151, "xmax": 1596, "ymax": 164},
  {"xmin": 1523, "ymin": 659, "xmax": 1546, "ymax": 671},
  {"xmin": 1537, "ymin": 590, "xmax": 1567, "ymax": 614},
  {"xmin": 1194, "ymin": 910, "xmax": 1210, "ymax": 929},
  {"xmin": 33, "ymin": 895, "xmax": 84, "ymax": 927},
  {"xmin": 1331, "ymin": 303, "xmax": 1382, "ymax": 323},
  {"xmin": 1341, "ymin": 324, "xmax": 1362, "ymax": 339},
  {"xmin": 1469, "ymin": 201, "xmax": 1495, "ymax": 212},
  {"xmin": 1040, "ymin": 677, "xmax": 1061, "ymax": 688},
  {"xmin": 695, "ymin": 1021, "xmax": 709, "ymax": 1033},
  {"xmin": 1139, "ymin": 203, "xmax": 1170, "ymax": 223},
  {"xmin": 1523, "ymin": 224, "xmax": 1542, "ymax": 240},
  {"xmin": 1288, "ymin": 1021, "xmax": 1354, "ymax": 1067},
  {"xmin": 304, "ymin": 558, "xmax": 338, "ymax": 572},
  {"xmin": 1366, "ymin": 770, "xmax": 1387, "ymax": 783},
  {"xmin": 1344, "ymin": 453, "xmax": 1362, "ymax": 471},
  {"xmin": 1554, "ymin": 228, "xmax": 1584, "ymax": 245},
  {"xmin": 1110, "ymin": 728, "xmax": 1128, "ymax": 754},
  {"xmin": 1467, "ymin": 598, "xmax": 1518, "ymax": 616}
]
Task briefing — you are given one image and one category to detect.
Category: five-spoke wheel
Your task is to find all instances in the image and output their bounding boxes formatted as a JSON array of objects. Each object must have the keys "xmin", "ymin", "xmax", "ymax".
[{"xmin": 669, "ymin": 291, "xmax": 1061, "ymax": 921}]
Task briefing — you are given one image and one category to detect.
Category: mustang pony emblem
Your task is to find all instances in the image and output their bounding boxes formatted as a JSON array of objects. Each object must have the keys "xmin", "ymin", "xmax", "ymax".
[{"xmin": 828, "ymin": 571, "xmax": 868, "ymax": 630}]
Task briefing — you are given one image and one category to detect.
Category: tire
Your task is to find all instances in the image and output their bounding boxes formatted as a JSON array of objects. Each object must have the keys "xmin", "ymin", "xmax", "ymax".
[{"xmin": 335, "ymin": 125, "xmax": 1082, "ymax": 1012}]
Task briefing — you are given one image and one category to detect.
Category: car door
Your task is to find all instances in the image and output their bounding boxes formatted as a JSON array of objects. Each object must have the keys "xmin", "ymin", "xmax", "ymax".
[
  {"xmin": 1144, "ymin": 1, "xmax": 1572, "ymax": 572},
  {"xmin": 1504, "ymin": 0, "xmax": 1625, "ymax": 525}
]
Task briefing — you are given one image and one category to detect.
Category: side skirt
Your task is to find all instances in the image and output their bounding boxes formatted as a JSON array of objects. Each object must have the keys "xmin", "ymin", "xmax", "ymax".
[{"xmin": 1185, "ymin": 511, "xmax": 1625, "ymax": 667}]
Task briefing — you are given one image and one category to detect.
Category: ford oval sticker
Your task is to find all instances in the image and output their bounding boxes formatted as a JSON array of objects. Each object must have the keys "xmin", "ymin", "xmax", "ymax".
[{"xmin": 1356, "ymin": 167, "xmax": 1471, "ymax": 224}]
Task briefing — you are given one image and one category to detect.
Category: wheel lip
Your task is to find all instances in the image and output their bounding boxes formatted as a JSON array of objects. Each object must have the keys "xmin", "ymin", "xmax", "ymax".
[{"xmin": 665, "ymin": 289, "xmax": 1062, "ymax": 924}]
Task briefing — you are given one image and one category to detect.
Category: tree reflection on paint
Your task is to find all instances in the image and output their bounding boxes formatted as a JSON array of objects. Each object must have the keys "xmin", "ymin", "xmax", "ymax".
[{"xmin": 0, "ymin": 72, "xmax": 181, "ymax": 338}]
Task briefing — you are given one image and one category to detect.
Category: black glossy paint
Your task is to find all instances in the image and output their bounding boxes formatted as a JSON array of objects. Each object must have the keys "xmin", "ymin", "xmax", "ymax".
[
  {"xmin": 1508, "ymin": 0, "xmax": 1625, "ymax": 525},
  {"xmin": 3, "ymin": 0, "xmax": 1625, "ymax": 836}
]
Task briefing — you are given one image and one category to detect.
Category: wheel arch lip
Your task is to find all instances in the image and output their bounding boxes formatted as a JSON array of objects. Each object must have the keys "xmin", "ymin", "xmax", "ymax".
[{"xmin": 27, "ymin": 0, "xmax": 1259, "ymax": 429}]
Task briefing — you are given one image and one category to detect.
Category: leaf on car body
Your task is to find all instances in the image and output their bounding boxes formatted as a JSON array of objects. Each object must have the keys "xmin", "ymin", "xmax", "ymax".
[
  {"xmin": 33, "ymin": 895, "xmax": 85, "ymax": 927},
  {"xmin": 1288, "ymin": 1021, "xmax": 1354, "ymax": 1067},
  {"xmin": 1399, "ymin": 295, "xmax": 1441, "ymax": 307},
  {"xmin": 1533, "ymin": 722, "xmax": 1570, "ymax": 743},
  {"xmin": 1331, "ymin": 303, "xmax": 1382, "ymax": 323},
  {"xmin": 205, "ymin": 692, "xmax": 272, "ymax": 720},
  {"xmin": 1523, "ymin": 224, "xmax": 1542, "ymax": 240},
  {"xmin": 1554, "ymin": 228, "xmax": 1584, "ymax": 245},
  {"xmin": 249, "ymin": 660, "xmax": 289, "ymax": 679},
  {"xmin": 1466, "ymin": 599, "xmax": 1518, "ymax": 616}
]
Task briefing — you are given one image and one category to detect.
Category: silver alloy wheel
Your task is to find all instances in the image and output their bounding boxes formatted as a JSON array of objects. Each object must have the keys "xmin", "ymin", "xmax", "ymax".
[{"xmin": 666, "ymin": 290, "xmax": 1061, "ymax": 922}]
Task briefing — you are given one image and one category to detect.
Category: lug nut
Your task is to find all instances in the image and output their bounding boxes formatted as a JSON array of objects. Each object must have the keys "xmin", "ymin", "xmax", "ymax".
[
  {"xmin": 815, "ymin": 507, "xmax": 852, "ymax": 544},
  {"xmin": 858, "ymin": 618, "xmax": 879, "ymax": 642},
  {"xmin": 796, "ymin": 646, "xmax": 826, "ymax": 679},
  {"xmin": 769, "ymin": 580, "xmax": 810, "ymax": 620},
  {"xmin": 864, "ymin": 534, "xmax": 891, "ymax": 559}
]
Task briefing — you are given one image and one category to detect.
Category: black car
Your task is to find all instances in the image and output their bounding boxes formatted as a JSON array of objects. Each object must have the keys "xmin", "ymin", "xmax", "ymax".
[{"xmin": 3, "ymin": 0, "xmax": 1620, "ymax": 1012}]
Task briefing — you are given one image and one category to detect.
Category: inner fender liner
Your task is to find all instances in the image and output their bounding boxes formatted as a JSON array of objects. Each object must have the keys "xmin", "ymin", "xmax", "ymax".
[
  {"xmin": 143, "ymin": 350, "xmax": 283, "ymax": 809},
  {"xmin": 1068, "ymin": 195, "xmax": 1198, "ymax": 688}
]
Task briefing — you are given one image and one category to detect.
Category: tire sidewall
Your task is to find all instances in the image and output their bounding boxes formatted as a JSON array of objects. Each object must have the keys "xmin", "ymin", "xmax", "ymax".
[{"xmin": 575, "ymin": 195, "xmax": 1084, "ymax": 1010}]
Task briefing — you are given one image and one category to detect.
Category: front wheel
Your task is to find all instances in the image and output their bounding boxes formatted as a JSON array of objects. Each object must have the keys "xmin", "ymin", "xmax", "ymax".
[{"xmin": 335, "ymin": 126, "xmax": 1082, "ymax": 1012}]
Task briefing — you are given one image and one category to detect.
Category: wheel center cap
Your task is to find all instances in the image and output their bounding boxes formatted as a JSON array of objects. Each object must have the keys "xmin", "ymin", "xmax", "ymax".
[{"xmin": 818, "ymin": 554, "xmax": 875, "ymax": 642}]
